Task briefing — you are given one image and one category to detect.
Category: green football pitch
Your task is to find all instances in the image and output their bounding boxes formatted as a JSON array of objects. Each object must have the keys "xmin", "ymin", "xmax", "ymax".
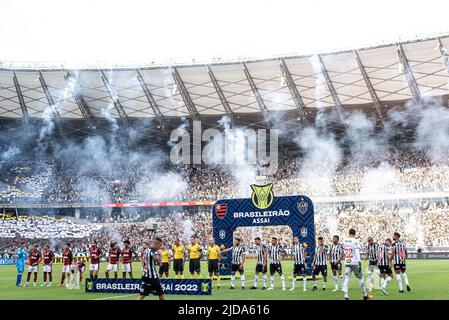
[{"xmin": 1, "ymin": 260, "xmax": 448, "ymax": 300}]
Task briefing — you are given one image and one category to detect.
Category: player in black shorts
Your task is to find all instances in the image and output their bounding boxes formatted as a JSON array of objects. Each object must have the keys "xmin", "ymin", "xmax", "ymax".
[
  {"xmin": 377, "ymin": 238, "xmax": 393, "ymax": 295},
  {"xmin": 206, "ymin": 239, "xmax": 221, "ymax": 289},
  {"xmin": 158, "ymin": 244, "xmax": 170, "ymax": 278},
  {"xmin": 290, "ymin": 237, "xmax": 308, "ymax": 291},
  {"xmin": 312, "ymin": 236, "xmax": 328, "ymax": 291},
  {"xmin": 329, "ymin": 235, "xmax": 344, "ymax": 292},
  {"xmin": 390, "ymin": 232, "xmax": 411, "ymax": 293},
  {"xmin": 222, "ymin": 237, "xmax": 246, "ymax": 289},
  {"xmin": 251, "ymin": 237, "xmax": 268, "ymax": 290},
  {"xmin": 138, "ymin": 238, "xmax": 165, "ymax": 300},
  {"xmin": 267, "ymin": 237, "xmax": 286, "ymax": 290}
]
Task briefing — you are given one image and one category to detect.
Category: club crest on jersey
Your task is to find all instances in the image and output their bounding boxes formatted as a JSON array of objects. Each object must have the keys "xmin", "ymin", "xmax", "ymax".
[
  {"xmin": 215, "ymin": 203, "xmax": 227, "ymax": 219},
  {"xmin": 297, "ymin": 198, "xmax": 308, "ymax": 215},
  {"xmin": 201, "ymin": 282, "xmax": 210, "ymax": 293},
  {"xmin": 251, "ymin": 183, "xmax": 274, "ymax": 210}
]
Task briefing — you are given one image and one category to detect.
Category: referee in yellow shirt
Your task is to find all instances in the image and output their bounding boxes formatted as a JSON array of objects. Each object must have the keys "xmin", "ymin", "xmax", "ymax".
[
  {"xmin": 158, "ymin": 243, "xmax": 170, "ymax": 278},
  {"xmin": 187, "ymin": 237, "xmax": 203, "ymax": 279},
  {"xmin": 172, "ymin": 239, "xmax": 185, "ymax": 279},
  {"xmin": 207, "ymin": 238, "xmax": 221, "ymax": 289}
]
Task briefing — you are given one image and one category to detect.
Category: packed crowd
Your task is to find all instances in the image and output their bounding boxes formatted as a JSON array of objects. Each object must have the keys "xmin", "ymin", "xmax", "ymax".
[
  {"xmin": 1, "ymin": 201, "xmax": 449, "ymax": 258},
  {"xmin": 1, "ymin": 149, "xmax": 449, "ymax": 204}
]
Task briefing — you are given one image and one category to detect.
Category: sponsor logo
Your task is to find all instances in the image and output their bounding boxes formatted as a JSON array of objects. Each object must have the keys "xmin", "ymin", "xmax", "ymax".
[
  {"xmin": 297, "ymin": 198, "xmax": 308, "ymax": 215},
  {"xmin": 201, "ymin": 282, "xmax": 210, "ymax": 293},
  {"xmin": 0, "ymin": 258, "xmax": 14, "ymax": 266},
  {"xmin": 215, "ymin": 203, "xmax": 227, "ymax": 219},
  {"xmin": 251, "ymin": 184, "xmax": 274, "ymax": 210}
]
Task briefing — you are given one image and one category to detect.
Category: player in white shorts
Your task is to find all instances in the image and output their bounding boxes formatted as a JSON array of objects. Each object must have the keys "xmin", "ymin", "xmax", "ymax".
[
  {"xmin": 28, "ymin": 265, "xmax": 38, "ymax": 273},
  {"xmin": 42, "ymin": 264, "xmax": 51, "ymax": 272},
  {"xmin": 105, "ymin": 242, "xmax": 121, "ymax": 279},
  {"xmin": 88, "ymin": 242, "xmax": 102, "ymax": 279},
  {"xmin": 121, "ymin": 240, "xmax": 136, "ymax": 278},
  {"xmin": 342, "ymin": 228, "xmax": 372, "ymax": 300},
  {"xmin": 107, "ymin": 263, "xmax": 119, "ymax": 272},
  {"xmin": 89, "ymin": 263, "xmax": 99, "ymax": 272}
]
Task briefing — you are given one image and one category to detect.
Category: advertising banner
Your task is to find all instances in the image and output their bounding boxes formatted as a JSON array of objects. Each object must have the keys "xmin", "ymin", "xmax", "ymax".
[{"xmin": 85, "ymin": 278, "xmax": 212, "ymax": 295}]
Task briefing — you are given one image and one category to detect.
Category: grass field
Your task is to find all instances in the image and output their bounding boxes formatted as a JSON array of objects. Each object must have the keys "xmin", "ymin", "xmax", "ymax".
[{"xmin": 1, "ymin": 260, "xmax": 448, "ymax": 300}]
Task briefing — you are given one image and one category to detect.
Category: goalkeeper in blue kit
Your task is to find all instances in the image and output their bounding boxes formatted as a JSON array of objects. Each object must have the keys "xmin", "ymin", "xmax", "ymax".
[{"xmin": 14, "ymin": 242, "xmax": 28, "ymax": 286}]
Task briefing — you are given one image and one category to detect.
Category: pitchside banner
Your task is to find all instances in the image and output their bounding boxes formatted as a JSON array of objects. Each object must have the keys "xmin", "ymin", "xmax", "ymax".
[
  {"xmin": 0, "ymin": 258, "xmax": 14, "ymax": 266},
  {"xmin": 213, "ymin": 183, "xmax": 315, "ymax": 276},
  {"xmin": 85, "ymin": 278, "xmax": 212, "ymax": 295}
]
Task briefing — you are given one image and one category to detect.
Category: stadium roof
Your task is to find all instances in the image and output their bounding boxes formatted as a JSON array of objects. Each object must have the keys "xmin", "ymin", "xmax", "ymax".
[{"xmin": 1, "ymin": 35, "xmax": 449, "ymax": 128}]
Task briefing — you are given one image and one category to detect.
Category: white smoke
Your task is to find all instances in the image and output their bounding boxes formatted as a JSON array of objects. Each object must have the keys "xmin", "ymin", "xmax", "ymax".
[
  {"xmin": 1, "ymin": 145, "xmax": 21, "ymax": 160},
  {"xmin": 172, "ymin": 212, "xmax": 194, "ymax": 241},
  {"xmin": 309, "ymin": 55, "xmax": 327, "ymax": 127},
  {"xmin": 101, "ymin": 104, "xmax": 120, "ymax": 131},
  {"xmin": 39, "ymin": 105, "xmax": 57, "ymax": 141},
  {"xmin": 414, "ymin": 105, "xmax": 449, "ymax": 164},
  {"xmin": 294, "ymin": 127, "xmax": 342, "ymax": 196},
  {"xmin": 359, "ymin": 162, "xmax": 404, "ymax": 195},
  {"xmin": 134, "ymin": 172, "xmax": 188, "ymax": 201}
]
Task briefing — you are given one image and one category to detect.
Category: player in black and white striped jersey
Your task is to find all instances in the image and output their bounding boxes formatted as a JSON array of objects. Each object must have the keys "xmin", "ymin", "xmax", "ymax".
[
  {"xmin": 312, "ymin": 236, "xmax": 328, "ymax": 291},
  {"xmin": 377, "ymin": 238, "xmax": 393, "ymax": 295},
  {"xmin": 267, "ymin": 237, "xmax": 286, "ymax": 291},
  {"xmin": 137, "ymin": 237, "xmax": 165, "ymax": 300},
  {"xmin": 222, "ymin": 237, "xmax": 246, "ymax": 289},
  {"xmin": 329, "ymin": 235, "xmax": 344, "ymax": 292},
  {"xmin": 289, "ymin": 237, "xmax": 308, "ymax": 291},
  {"xmin": 390, "ymin": 232, "xmax": 411, "ymax": 293},
  {"xmin": 365, "ymin": 237, "xmax": 380, "ymax": 292},
  {"xmin": 251, "ymin": 237, "xmax": 268, "ymax": 290}
]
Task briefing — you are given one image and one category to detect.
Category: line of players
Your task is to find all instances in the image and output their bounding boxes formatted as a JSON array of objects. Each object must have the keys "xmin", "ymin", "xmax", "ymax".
[
  {"xmin": 16, "ymin": 229, "xmax": 411, "ymax": 299},
  {"xmin": 136, "ymin": 228, "xmax": 412, "ymax": 301},
  {"xmin": 16, "ymin": 240, "xmax": 136, "ymax": 287},
  {"xmin": 218, "ymin": 229, "xmax": 411, "ymax": 299}
]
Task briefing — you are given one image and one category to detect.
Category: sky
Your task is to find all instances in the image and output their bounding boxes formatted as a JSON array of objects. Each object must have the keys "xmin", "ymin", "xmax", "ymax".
[{"xmin": 1, "ymin": 0, "xmax": 449, "ymax": 67}]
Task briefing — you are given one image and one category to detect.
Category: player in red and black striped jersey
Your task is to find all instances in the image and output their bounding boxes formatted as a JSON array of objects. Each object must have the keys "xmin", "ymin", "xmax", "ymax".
[
  {"xmin": 24, "ymin": 244, "xmax": 42, "ymax": 287},
  {"xmin": 390, "ymin": 232, "xmax": 411, "ymax": 293},
  {"xmin": 105, "ymin": 242, "xmax": 121, "ymax": 279},
  {"xmin": 42, "ymin": 244, "xmax": 54, "ymax": 287},
  {"xmin": 88, "ymin": 242, "xmax": 102, "ymax": 279},
  {"xmin": 59, "ymin": 243, "xmax": 73, "ymax": 287},
  {"xmin": 121, "ymin": 240, "xmax": 136, "ymax": 279}
]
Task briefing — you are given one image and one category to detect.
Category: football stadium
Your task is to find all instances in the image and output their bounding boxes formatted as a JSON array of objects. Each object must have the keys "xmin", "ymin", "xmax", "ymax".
[{"xmin": 1, "ymin": 0, "xmax": 449, "ymax": 305}]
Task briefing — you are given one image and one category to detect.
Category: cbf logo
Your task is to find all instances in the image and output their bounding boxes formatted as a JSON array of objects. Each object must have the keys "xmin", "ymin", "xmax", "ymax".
[
  {"xmin": 300, "ymin": 227, "xmax": 308, "ymax": 238},
  {"xmin": 251, "ymin": 184, "xmax": 274, "ymax": 210},
  {"xmin": 219, "ymin": 229, "xmax": 226, "ymax": 240},
  {"xmin": 297, "ymin": 198, "xmax": 308, "ymax": 215}
]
